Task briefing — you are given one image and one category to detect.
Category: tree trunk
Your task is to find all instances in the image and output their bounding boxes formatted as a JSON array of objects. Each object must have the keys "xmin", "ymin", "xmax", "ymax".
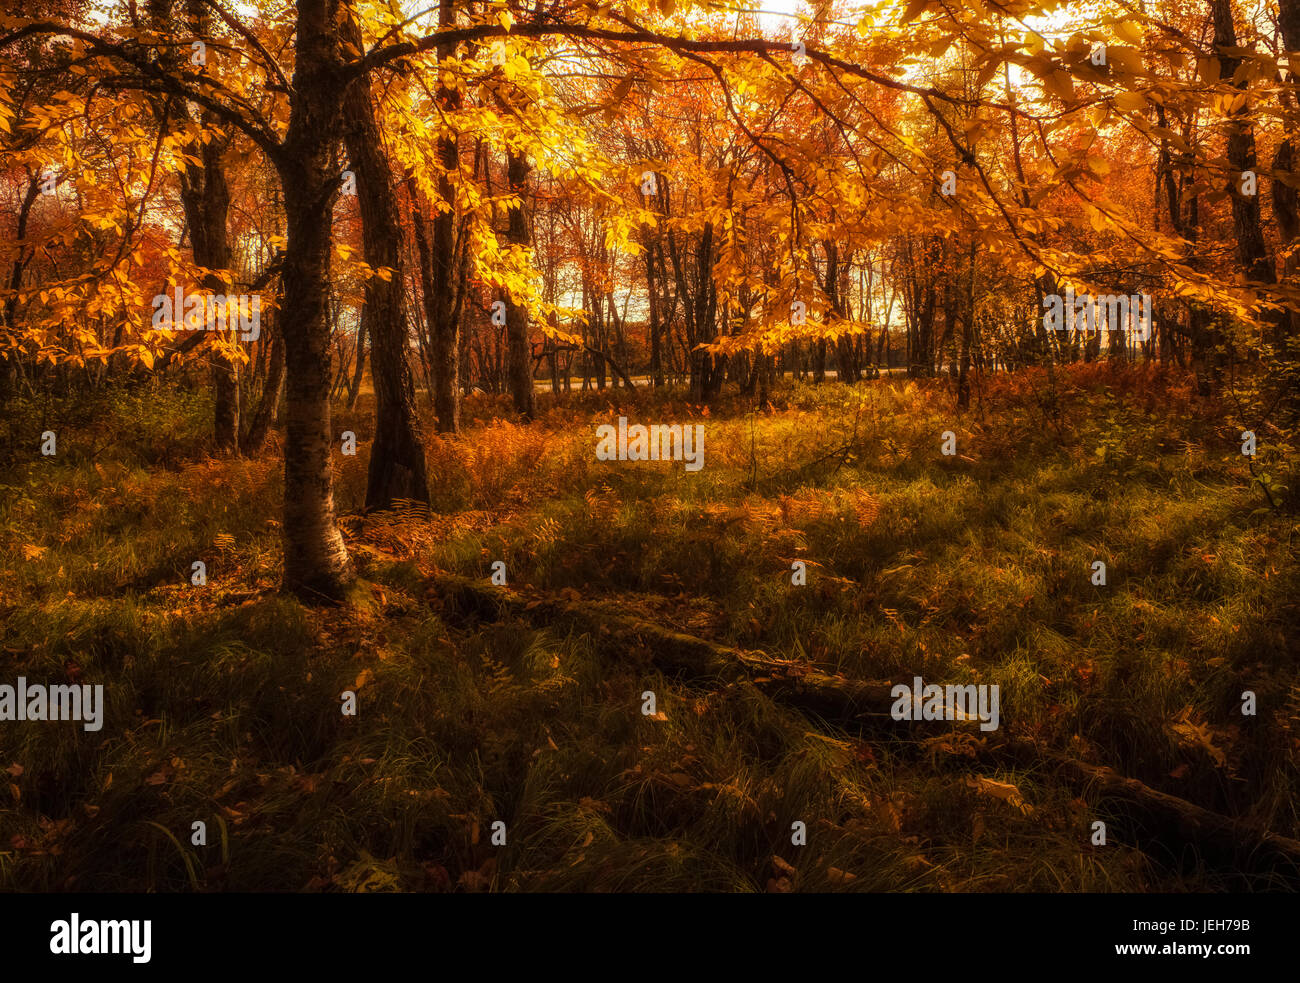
[
  {"xmin": 176, "ymin": 117, "xmax": 239, "ymax": 451},
  {"xmin": 241, "ymin": 331, "xmax": 284, "ymax": 453},
  {"xmin": 1273, "ymin": 1, "xmax": 1300, "ymax": 339},
  {"xmin": 427, "ymin": 0, "xmax": 462, "ymax": 433},
  {"xmin": 346, "ymin": 316, "xmax": 366, "ymax": 409},
  {"xmin": 0, "ymin": 172, "xmax": 41, "ymax": 403},
  {"xmin": 181, "ymin": 2, "xmax": 239, "ymax": 451},
  {"xmin": 151, "ymin": 0, "xmax": 239, "ymax": 450},
  {"xmin": 341, "ymin": 15, "xmax": 430, "ymax": 512},
  {"xmin": 1212, "ymin": 0, "xmax": 1281, "ymax": 343},
  {"xmin": 241, "ymin": 283, "xmax": 285, "ymax": 453},
  {"xmin": 643, "ymin": 221, "xmax": 663, "ymax": 387},
  {"xmin": 505, "ymin": 149, "xmax": 535, "ymax": 419},
  {"xmin": 275, "ymin": 0, "xmax": 355, "ymax": 600}
]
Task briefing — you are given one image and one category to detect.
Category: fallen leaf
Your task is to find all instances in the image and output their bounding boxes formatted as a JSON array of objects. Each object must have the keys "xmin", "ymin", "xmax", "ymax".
[
  {"xmin": 965, "ymin": 775, "xmax": 1034, "ymax": 816},
  {"xmin": 1170, "ymin": 718, "xmax": 1227, "ymax": 767}
]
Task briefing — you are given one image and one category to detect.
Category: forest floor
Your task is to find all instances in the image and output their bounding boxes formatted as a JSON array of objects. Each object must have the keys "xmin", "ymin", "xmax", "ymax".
[{"xmin": 1, "ymin": 363, "xmax": 1298, "ymax": 892}]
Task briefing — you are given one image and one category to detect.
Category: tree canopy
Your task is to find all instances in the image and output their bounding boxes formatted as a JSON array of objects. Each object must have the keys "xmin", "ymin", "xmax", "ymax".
[{"xmin": 3, "ymin": 0, "xmax": 1298, "ymax": 594}]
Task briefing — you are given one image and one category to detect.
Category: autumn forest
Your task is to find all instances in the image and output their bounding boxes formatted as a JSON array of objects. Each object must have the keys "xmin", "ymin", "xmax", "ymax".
[{"xmin": 1, "ymin": 0, "xmax": 1298, "ymax": 909}]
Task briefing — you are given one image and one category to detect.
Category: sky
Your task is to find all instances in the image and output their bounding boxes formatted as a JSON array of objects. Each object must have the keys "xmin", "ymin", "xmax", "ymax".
[{"xmin": 754, "ymin": 0, "xmax": 807, "ymax": 34}]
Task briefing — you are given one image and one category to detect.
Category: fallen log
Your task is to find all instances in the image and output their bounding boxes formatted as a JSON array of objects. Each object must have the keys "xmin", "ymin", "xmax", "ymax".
[
  {"xmin": 431, "ymin": 573, "xmax": 1300, "ymax": 883},
  {"xmin": 1007, "ymin": 744, "xmax": 1300, "ymax": 882}
]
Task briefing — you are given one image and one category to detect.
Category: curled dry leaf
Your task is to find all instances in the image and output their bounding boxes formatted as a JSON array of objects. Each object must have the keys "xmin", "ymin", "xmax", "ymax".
[
  {"xmin": 965, "ymin": 775, "xmax": 1035, "ymax": 816},
  {"xmin": 826, "ymin": 866, "xmax": 857, "ymax": 885}
]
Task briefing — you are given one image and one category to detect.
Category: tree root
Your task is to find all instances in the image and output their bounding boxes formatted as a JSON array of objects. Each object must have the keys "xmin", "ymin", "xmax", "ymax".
[{"xmin": 431, "ymin": 573, "xmax": 1300, "ymax": 884}]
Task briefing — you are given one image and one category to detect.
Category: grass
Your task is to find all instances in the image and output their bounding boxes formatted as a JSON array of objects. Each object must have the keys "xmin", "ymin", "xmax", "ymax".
[{"xmin": 0, "ymin": 363, "xmax": 1297, "ymax": 891}]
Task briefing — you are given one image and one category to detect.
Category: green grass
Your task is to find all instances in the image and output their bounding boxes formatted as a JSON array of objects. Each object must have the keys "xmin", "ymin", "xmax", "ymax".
[{"xmin": 0, "ymin": 365, "xmax": 1296, "ymax": 891}]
